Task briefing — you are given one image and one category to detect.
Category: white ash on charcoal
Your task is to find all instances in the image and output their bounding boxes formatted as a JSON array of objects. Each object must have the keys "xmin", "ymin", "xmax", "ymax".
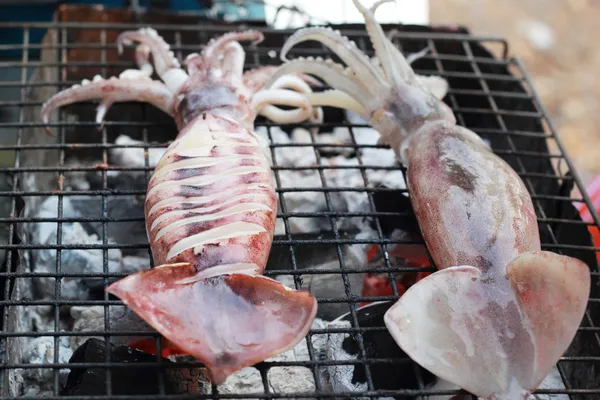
[
  {"xmin": 69, "ymin": 306, "xmax": 154, "ymax": 351},
  {"xmin": 120, "ymin": 254, "xmax": 152, "ymax": 272},
  {"xmin": 257, "ymin": 121, "xmax": 406, "ymax": 236},
  {"xmin": 26, "ymin": 305, "xmax": 80, "ymax": 339},
  {"xmin": 108, "ymin": 134, "xmax": 167, "ymax": 168},
  {"xmin": 18, "ymin": 336, "xmax": 73, "ymax": 397},
  {"xmin": 71, "ymin": 196, "xmax": 147, "ymax": 252},
  {"xmin": 62, "ymin": 167, "xmax": 91, "ymax": 191},
  {"xmin": 29, "ymin": 196, "xmax": 147, "ymax": 300},
  {"xmin": 57, "ymin": 135, "xmax": 167, "ymax": 194},
  {"xmin": 190, "ymin": 318, "xmax": 331, "ymax": 398}
]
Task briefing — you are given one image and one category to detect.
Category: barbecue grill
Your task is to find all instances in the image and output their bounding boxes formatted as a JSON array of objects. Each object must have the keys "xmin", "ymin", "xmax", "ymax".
[{"xmin": 0, "ymin": 4, "xmax": 599, "ymax": 399}]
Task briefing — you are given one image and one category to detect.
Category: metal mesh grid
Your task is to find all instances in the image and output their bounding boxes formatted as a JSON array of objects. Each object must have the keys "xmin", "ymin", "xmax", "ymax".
[{"xmin": 0, "ymin": 15, "xmax": 599, "ymax": 400}]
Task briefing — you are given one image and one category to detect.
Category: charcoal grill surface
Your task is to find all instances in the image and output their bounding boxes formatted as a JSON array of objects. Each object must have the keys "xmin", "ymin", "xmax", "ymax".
[{"xmin": 0, "ymin": 6, "xmax": 599, "ymax": 400}]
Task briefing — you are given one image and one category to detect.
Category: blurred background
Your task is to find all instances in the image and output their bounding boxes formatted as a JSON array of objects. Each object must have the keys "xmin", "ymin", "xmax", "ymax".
[{"xmin": 0, "ymin": 0, "xmax": 598, "ymax": 186}]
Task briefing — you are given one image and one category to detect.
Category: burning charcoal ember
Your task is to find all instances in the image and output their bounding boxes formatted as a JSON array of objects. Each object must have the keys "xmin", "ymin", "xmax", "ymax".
[
  {"xmin": 326, "ymin": 302, "xmax": 442, "ymax": 399},
  {"xmin": 359, "ymin": 230, "xmax": 433, "ymax": 308},
  {"xmin": 69, "ymin": 306, "xmax": 154, "ymax": 351},
  {"xmin": 61, "ymin": 338, "xmax": 199, "ymax": 395},
  {"xmin": 109, "ymin": 134, "xmax": 167, "ymax": 168},
  {"xmin": 20, "ymin": 336, "xmax": 72, "ymax": 397}
]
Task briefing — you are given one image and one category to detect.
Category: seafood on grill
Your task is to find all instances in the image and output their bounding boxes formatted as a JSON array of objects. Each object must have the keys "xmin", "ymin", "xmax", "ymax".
[
  {"xmin": 266, "ymin": 0, "xmax": 592, "ymax": 399},
  {"xmin": 40, "ymin": 28, "xmax": 321, "ymax": 384}
]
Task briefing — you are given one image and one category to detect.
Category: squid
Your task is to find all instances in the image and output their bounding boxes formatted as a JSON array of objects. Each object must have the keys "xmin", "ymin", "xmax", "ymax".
[
  {"xmin": 265, "ymin": 1, "xmax": 591, "ymax": 399},
  {"xmin": 40, "ymin": 28, "xmax": 321, "ymax": 384}
]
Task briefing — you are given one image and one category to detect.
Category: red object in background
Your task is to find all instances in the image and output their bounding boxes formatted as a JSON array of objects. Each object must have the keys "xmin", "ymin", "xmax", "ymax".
[
  {"xmin": 575, "ymin": 175, "xmax": 600, "ymax": 265},
  {"xmin": 360, "ymin": 243, "xmax": 432, "ymax": 307},
  {"xmin": 129, "ymin": 338, "xmax": 188, "ymax": 358}
]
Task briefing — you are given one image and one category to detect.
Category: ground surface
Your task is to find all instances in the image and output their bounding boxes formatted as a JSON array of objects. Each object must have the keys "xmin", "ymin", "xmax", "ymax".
[{"xmin": 429, "ymin": 0, "xmax": 600, "ymax": 187}]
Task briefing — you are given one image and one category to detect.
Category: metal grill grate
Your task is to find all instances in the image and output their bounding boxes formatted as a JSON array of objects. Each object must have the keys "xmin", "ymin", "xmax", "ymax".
[{"xmin": 0, "ymin": 8, "xmax": 599, "ymax": 400}]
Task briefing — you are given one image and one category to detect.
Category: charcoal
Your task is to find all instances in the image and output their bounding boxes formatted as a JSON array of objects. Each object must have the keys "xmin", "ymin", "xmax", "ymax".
[
  {"xmin": 69, "ymin": 196, "xmax": 148, "ymax": 257},
  {"xmin": 86, "ymin": 169, "xmax": 149, "ymax": 192},
  {"xmin": 372, "ymin": 185, "xmax": 421, "ymax": 236},
  {"xmin": 326, "ymin": 301, "xmax": 441, "ymax": 399},
  {"xmin": 61, "ymin": 338, "xmax": 200, "ymax": 396},
  {"xmin": 69, "ymin": 306, "xmax": 154, "ymax": 351},
  {"xmin": 109, "ymin": 134, "xmax": 166, "ymax": 168},
  {"xmin": 259, "ymin": 123, "xmax": 406, "ymax": 237},
  {"xmin": 30, "ymin": 202, "xmax": 122, "ymax": 299},
  {"xmin": 275, "ymin": 259, "xmax": 365, "ymax": 321},
  {"xmin": 20, "ymin": 336, "xmax": 72, "ymax": 397},
  {"xmin": 266, "ymin": 231, "xmax": 361, "ymax": 271},
  {"xmin": 326, "ymin": 301, "xmax": 568, "ymax": 400},
  {"xmin": 203, "ymin": 318, "xmax": 330, "ymax": 398}
]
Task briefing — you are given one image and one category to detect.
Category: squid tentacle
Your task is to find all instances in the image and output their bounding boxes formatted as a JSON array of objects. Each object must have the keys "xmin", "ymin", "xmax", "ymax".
[
  {"xmin": 305, "ymin": 89, "xmax": 368, "ymax": 118},
  {"xmin": 134, "ymin": 43, "xmax": 154, "ymax": 76},
  {"xmin": 242, "ymin": 65, "xmax": 323, "ymax": 95},
  {"xmin": 265, "ymin": 57, "xmax": 375, "ymax": 112},
  {"xmin": 117, "ymin": 27, "xmax": 188, "ymax": 94},
  {"xmin": 201, "ymin": 30, "xmax": 264, "ymax": 63},
  {"xmin": 40, "ymin": 70, "xmax": 173, "ymax": 136},
  {"xmin": 253, "ymin": 74, "xmax": 323, "ymax": 126},
  {"xmin": 279, "ymin": 27, "xmax": 387, "ymax": 88},
  {"xmin": 370, "ymin": 0, "xmax": 394, "ymax": 12},
  {"xmin": 351, "ymin": 0, "xmax": 412, "ymax": 84},
  {"xmin": 182, "ymin": 52, "xmax": 204, "ymax": 76},
  {"xmin": 220, "ymin": 42, "xmax": 247, "ymax": 81}
]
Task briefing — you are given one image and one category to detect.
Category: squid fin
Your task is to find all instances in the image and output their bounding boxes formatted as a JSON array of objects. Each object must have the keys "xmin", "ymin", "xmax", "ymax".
[
  {"xmin": 106, "ymin": 263, "xmax": 317, "ymax": 385},
  {"xmin": 384, "ymin": 251, "xmax": 590, "ymax": 399}
]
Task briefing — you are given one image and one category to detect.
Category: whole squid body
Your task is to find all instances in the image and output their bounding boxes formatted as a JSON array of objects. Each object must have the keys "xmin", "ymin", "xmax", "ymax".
[
  {"xmin": 266, "ymin": 1, "xmax": 592, "ymax": 398},
  {"xmin": 40, "ymin": 28, "xmax": 322, "ymax": 384}
]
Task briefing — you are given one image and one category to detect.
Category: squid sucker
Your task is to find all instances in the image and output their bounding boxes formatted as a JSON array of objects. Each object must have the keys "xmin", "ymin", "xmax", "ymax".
[
  {"xmin": 40, "ymin": 28, "xmax": 321, "ymax": 384},
  {"xmin": 266, "ymin": 1, "xmax": 592, "ymax": 399}
]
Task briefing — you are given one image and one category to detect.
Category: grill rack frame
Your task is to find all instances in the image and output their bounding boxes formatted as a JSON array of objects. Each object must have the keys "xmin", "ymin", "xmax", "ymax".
[{"xmin": 0, "ymin": 14, "xmax": 599, "ymax": 400}]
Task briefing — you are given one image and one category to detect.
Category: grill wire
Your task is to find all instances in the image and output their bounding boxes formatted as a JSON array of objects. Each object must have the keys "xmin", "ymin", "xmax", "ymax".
[{"xmin": 0, "ymin": 17, "xmax": 599, "ymax": 400}]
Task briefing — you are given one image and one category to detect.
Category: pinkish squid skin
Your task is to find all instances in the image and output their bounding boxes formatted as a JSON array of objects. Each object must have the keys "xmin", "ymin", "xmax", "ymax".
[
  {"xmin": 266, "ymin": 1, "xmax": 591, "ymax": 399},
  {"xmin": 40, "ymin": 28, "xmax": 321, "ymax": 385}
]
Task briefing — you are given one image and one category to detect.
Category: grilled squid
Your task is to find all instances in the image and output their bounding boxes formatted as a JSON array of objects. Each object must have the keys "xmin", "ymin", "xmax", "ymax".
[
  {"xmin": 40, "ymin": 28, "xmax": 320, "ymax": 384},
  {"xmin": 266, "ymin": 1, "xmax": 592, "ymax": 399}
]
